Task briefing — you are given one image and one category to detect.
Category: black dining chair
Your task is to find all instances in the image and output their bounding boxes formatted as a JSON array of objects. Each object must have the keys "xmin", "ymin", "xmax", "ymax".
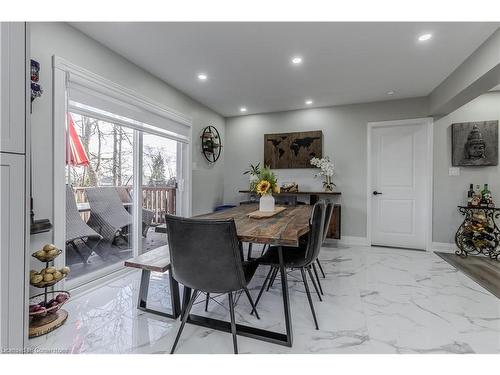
[
  {"xmin": 262, "ymin": 200, "xmax": 332, "ymax": 295},
  {"xmin": 253, "ymin": 201, "xmax": 326, "ymax": 329},
  {"xmin": 309, "ymin": 201, "xmax": 334, "ymax": 295},
  {"xmin": 165, "ymin": 214, "xmax": 260, "ymax": 354}
]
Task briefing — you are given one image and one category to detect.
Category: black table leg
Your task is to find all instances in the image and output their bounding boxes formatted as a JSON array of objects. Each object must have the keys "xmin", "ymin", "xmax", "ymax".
[
  {"xmin": 138, "ymin": 269, "xmax": 150, "ymax": 309},
  {"xmin": 277, "ymin": 245, "xmax": 293, "ymax": 346},
  {"xmin": 183, "ymin": 245, "xmax": 294, "ymax": 347},
  {"xmin": 182, "ymin": 286, "xmax": 192, "ymax": 317},
  {"xmin": 169, "ymin": 268, "xmax": 181, "ymax": 318},
  {"xmin": 137, "ymin": 268, "xmax": 181, "ymax": 319}
]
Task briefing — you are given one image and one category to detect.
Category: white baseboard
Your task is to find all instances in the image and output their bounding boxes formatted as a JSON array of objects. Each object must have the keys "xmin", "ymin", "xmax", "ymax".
[
  {"xmin": 431, "ymin": 242, "xmax": 457, "ymax": 253},
  {"xmin": 325, "ymin": 236, "xmax": 369, "ymax": 247}
]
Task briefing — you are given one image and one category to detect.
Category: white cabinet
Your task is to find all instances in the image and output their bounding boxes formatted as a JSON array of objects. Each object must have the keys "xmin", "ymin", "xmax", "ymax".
[
  {"xmin": 1, "ymin": 22, "xmax": 26, "ymax": 154},
  {"xmin": 0, "ymin": 21, "xmax": 27, "ymax": 350},
  {"xmin": 0, "ymin": 153, "xmax": 26, "ymax": 350}
]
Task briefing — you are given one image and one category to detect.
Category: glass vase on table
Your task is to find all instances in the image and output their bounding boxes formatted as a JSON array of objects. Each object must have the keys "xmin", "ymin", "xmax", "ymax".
[{"xmin": 259, "ymin": 193, "xmax": 275, "ymax": 212}]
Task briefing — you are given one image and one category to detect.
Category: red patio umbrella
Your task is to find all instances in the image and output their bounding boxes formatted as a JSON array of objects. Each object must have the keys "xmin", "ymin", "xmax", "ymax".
[{"xmin": 66, "ymin": 113, "xmax": 89, "ymax": 167}]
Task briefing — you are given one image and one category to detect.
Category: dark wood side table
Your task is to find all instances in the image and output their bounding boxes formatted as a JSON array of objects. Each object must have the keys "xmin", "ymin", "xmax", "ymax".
[
  {"xmin": 238, "ymin": 190, "xmax": 342, "ymax": 239},
  {"xmin": 455, "ymin": 206, "xmax": 500, "ymax": 261}
]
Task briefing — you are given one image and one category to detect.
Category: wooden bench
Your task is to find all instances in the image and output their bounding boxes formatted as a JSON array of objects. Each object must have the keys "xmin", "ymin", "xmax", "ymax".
[{"xmin": 124, "ymin": 246, "xmax": 180, "ymax": 319}]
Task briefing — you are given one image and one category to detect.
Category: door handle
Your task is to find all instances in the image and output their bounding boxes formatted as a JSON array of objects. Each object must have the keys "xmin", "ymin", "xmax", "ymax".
[{"xmin": 373, "ymin": 191, "xmax": 383, "ymax": 195}]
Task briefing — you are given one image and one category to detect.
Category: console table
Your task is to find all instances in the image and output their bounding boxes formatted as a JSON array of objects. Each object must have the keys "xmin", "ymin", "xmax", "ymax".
[
  {"xmin": 238, "ymin": 190, "xmax": 341, "ymax": 239},
  {"xmin": 455, "ymin": 206, "xmax": 500, "ymax": 261}
]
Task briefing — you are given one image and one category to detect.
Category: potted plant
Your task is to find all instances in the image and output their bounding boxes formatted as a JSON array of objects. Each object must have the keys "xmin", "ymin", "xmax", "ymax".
[
  {"xmin": 244, "ymin": 164, "xmax": 280, "ymax": 212},
  {"xmin": 243, "ymin": 162, "xmax": 261, "ymax": 190},
  {"xmin": 310, "ymin": 156, "xmax": 335, "ymax": 192}
]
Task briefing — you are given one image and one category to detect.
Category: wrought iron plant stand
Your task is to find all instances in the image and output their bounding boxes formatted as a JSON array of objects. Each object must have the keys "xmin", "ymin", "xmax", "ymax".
[{"xmin": 455, "ymin": 206, "xmax": 500, "ymax": 261}]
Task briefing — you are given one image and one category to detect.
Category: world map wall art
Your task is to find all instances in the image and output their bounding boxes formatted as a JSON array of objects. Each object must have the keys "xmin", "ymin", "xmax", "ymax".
[{"xmin": 264, "ymin": 130, "xmax": 323, "ymax": 169}]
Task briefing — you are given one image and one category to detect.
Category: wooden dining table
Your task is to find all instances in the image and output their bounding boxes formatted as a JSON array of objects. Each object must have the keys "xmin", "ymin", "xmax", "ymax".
[{"xmin": 177, "ymin": 203, "xmax": 312, "ymax": 348}]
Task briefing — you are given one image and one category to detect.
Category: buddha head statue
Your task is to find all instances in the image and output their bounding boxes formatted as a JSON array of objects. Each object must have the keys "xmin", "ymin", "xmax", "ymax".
[{"xmin": 464, "ymin": 124, "xmax": 486, "ymax": 160}]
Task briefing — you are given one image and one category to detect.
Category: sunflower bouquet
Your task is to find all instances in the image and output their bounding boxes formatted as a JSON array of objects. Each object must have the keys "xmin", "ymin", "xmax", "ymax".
[{"xmin": 244, "ymin": 164, "xmax": 280, "ymax": 196}]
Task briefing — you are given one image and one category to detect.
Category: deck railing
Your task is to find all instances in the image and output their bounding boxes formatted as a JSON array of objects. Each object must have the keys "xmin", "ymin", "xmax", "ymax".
[{"xmin": 73, "ymin": 185, "xmax": 176, "ymax": 224}]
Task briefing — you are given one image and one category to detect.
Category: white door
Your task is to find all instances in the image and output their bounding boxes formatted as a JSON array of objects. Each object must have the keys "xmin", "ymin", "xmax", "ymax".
[{"xmin": 370, "ymin": 119, "xmax": 430, "ymax": 250}]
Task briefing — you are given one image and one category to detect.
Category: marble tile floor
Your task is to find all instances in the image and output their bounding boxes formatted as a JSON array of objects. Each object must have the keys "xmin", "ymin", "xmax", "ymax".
[{"xmin": 29, "ymin": 245, "xmax": 500, "ymax": 354}]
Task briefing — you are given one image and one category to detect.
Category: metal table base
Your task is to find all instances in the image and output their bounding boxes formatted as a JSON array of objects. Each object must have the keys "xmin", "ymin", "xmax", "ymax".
[
  {"xmin": 137, "ymin": 268, "xmax": 181, "ymax": 319},
  {"xmin": 181, "ymin": 246, "xmax": 293, "ymax": 347}
]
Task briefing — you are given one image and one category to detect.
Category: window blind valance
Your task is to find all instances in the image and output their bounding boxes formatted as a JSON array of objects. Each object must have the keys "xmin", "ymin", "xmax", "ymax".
[{"xmin": 66, "ymin": 71, "xmax": 192, "ymax": 143}]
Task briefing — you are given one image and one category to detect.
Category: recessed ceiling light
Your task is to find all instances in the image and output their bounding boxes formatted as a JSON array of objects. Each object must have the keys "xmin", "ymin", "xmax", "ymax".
[
  {"xmin": 387, "ymin": 90, "xmax": 395, "ymax": 95},
  {"xmin": 291, "ymin": 56, "xmax": 303, "ymax": 65},
  {"xmin": 197, "ymin": 73, "xmax": 208, "ymax": 81},
  {"xmin": 418, "ymin": 33, "xmax": 432, "ymax": 42},
  {"xmin": 240, "ymin": 107, "xmax": 247, "ymax": 113},
  {"xmin": 305, "ymin": 100, "xmax": 313, "ymax": 105}
]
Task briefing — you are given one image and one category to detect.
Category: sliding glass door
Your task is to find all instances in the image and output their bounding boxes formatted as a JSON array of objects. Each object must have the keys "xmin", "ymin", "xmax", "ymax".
[
  {"xmin": 64, "ymin": 112, "xmax": 181, "ymax": 286},
  {"xmin": 65, "ymin": 112, "xmax": 138, "ymax": 282}
]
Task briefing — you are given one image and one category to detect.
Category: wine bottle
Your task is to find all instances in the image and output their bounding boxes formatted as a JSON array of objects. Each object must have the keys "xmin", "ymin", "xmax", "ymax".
[
  {"xmin": 467, "ymin": 184, "xmax": 474, "ymax": 206},
  {"xmin": 472, "ymin": 184, "xmax": 482, "ymax": 206},
  {"xmin": 481, "ymin": 183, "xmax": 492, "ymax": 207}
]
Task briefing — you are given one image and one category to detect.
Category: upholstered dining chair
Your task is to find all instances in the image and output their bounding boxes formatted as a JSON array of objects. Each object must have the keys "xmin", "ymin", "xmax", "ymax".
[
  {"xmin": 253, "ymin": 201, "xmax": 326, "ymax": 329},
  {"xmin": 165, "ymin": 214, "xmax": 260, "ymax": 354},
  {"xmin": 311, "ymin": 201, "xmax": 334, "ymax": 294},
  {"xmin": 263, "ymin": 200, "xmax": 333, "ymax": 296}
]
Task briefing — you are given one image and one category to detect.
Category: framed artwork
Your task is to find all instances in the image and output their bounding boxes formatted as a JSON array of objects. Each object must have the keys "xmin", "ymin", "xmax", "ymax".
[
  {"xmin": 264, "ymin": 130, "xmax": 323, "ymax": 169},
  {"xmin": 452, "ymin": 121, "xmax": 498, "ymax": 166}
]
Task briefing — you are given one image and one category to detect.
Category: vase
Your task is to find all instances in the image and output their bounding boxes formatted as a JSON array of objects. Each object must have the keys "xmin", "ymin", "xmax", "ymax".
[
  {"xmin": 323, "ymin": 176, "xmax": 335, "ymax": 192},
  {"xmin": 259, "ymin": 194, "xmax": 275, "ymax": 212}
]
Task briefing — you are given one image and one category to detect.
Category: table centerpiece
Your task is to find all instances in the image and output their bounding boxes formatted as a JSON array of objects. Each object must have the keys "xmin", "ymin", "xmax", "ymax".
[{"xmin": 244, "ymin": 163, "xmax": 280, "ymax": 212}]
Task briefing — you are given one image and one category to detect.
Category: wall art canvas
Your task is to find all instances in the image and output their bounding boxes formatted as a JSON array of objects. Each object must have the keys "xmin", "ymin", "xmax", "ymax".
[
  {"xmin": 264, "ymin": 130, "xmax": 323, "ymax": 169},
  {"xmin": 452, "ymin": 120, "xmax": 498, "ymax": 166}
]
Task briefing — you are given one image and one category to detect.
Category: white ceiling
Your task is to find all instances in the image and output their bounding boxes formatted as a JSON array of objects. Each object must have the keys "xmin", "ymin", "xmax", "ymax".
[{"xmin": 71, "ymin": 22, "xmax": 499, "ymax": 117}]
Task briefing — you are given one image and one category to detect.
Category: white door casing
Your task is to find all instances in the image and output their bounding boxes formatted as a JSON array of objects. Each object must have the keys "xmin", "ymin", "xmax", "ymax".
[{"xmin": 368, "ymin": 118, "xmax": 433, "ymax": 250}]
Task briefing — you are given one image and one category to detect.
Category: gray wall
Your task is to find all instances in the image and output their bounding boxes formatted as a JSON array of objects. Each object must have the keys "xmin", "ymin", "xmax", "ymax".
[
  {"xmin": 433, "ymin": 91, "xmax": 500, "ymax": 243},
  {"xmin": 30, "ymin": 22, "xmax": 225, "ymax": 254},
  {"xmin": 224, "ymin": 97, "xmax": 429, "ymax": 238}
]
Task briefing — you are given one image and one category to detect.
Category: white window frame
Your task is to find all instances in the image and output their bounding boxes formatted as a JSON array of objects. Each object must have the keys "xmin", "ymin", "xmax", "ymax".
[{"xmin": 52, "ymin": 56, "xmax": 192, "ymax": 291}]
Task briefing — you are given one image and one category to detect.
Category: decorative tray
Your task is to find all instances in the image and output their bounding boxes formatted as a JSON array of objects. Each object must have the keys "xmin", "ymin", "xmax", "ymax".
[
  {"xmin": 248, "ymin": 206, "xmax": 286, "ymax": 219},
  {"xmin": 31, "ymin": 248, "xmax": 62, "ymax": 262},
  {"xmin": 29, "ymin": 290, "xmax": 70, "ymax": 319},
  {"xmin": 30, "ymin": 267, "xmax": 70, "ymax": 288}
]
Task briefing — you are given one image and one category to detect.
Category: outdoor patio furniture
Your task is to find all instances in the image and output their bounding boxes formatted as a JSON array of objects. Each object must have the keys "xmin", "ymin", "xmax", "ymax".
[
  {"xmin": 115, "ymin": 186, "xmax": 155, "ymax": 237},
  {"xmin": 85, "ymin": 186, "xmax": 134, "ymax": 244},
  {"xmin": 65, "ymin": 185, "xmax": 103, "ymax": 263}
]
